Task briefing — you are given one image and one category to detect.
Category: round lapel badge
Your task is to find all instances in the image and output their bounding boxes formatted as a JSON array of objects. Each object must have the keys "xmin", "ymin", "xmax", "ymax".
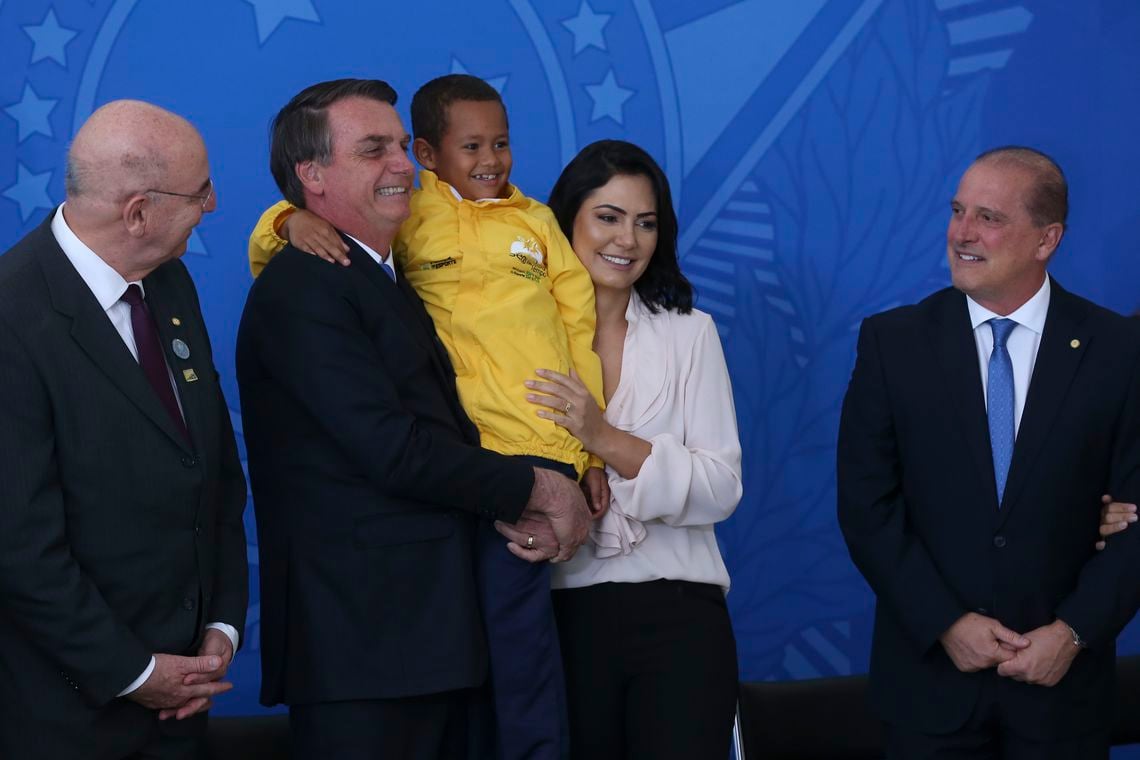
[{"xmin": 172, "ymin": 338, "xmax": 190, "ymax": 360}]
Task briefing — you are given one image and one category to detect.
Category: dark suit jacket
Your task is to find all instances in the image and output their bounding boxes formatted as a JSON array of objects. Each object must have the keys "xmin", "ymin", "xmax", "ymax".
[
  {"xmin": 236, "ymin": 240, "xmax": 535, "ymax": 707},
  {"xmin": 838, "ymin": 279, "xmax": 1140, "ymax": 739},
  {"xmin": 0, "ymin": 213, "xmax": 248, "ymax": 758}
]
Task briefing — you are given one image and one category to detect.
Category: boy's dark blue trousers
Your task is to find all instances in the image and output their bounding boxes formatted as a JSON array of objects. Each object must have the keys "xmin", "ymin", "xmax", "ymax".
[{"xmin": 475, "ymin": 455, "xmax": 576, "ymax": 760}]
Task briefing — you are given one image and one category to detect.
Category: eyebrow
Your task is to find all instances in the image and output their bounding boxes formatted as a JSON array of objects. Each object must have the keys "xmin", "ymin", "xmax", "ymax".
[
  {"xmin": 592, "ymin": 203, "xmax": 657, "ymax": 218},
  {"xmin": 194, "ymin": 177, "xmax": 211, "ymax": 194},
  {"xmin": 356, "ymin": 134, "xmax": 407, "ymax": 149}
]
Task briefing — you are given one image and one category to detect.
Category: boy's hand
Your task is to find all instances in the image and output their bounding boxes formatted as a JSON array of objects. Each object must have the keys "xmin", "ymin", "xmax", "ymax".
[
  {"xmin": 582, "ymin": 467, "xmax": 610, "ymax": 521},
  {"xmin": 282, "ymin": 209, "xmax": 351, "ymax": 266},
  {"xmin": 1097, "ymin": 493, "xmax": 1137, "ymax": 550}
]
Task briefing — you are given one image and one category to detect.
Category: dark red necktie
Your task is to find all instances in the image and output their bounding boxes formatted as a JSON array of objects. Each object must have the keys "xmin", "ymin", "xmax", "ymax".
[{"xmin": 120, "ymin": 284, "xmax": 190, "ymax": 443}]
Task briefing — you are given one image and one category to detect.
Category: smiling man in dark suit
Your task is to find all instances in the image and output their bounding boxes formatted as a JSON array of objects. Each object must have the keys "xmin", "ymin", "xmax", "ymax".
[
  {"xmin": 236, "ymin": 78, "xmax": 590, "ymax": 759},
  {"xmin": 0, "ymin": 100, "xmax": 248, "ymax": 759},
  {"xmin": 838, "ymin": 146, "xmax": 1140, "ymax": 759}
]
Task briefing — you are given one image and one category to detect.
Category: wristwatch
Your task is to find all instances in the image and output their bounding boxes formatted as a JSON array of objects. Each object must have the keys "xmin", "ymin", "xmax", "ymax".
[{"xmin": 1064, "ymin": 622, "xmax": 1087, "ymax": 649}]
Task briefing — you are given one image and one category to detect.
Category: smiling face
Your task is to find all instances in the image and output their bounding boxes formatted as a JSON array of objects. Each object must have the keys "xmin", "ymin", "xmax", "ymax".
[
  {"xmin": 947, "ymin": 160, "xmax": 1063, "ymax": 315},
  {"xmin": 301, "ymin": 97, "xmax": 414, "ymax": 248},
  {"xmin": 570, "ymin": 173, "xmax": 659, "ymax": 296},
  {"xmin": 415, "ymin": 99, "xmax": 512, "ymax": 201}
]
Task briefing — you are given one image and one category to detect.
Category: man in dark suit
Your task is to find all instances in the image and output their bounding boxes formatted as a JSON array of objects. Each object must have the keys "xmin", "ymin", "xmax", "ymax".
[
  {"xmin": 0, "ymin": 100, "xmax": 248, "ymax": 758},
  {"xmin": 838, "ymin": 146, "xmax": 1140, "ymax": 758},
  {"xmin": 236, "ymin": 79, "xmax": 590, "ymax": 759}
]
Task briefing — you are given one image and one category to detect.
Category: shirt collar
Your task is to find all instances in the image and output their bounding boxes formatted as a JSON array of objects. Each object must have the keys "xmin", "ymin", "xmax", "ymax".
[
  {"xmin": 51, "ymin": 204, "xmax": 142, "ymax": 309},
  {"xmin": 966, "ymin": 276, "xmax": 1051, "ymax": 336},
  {"xmin": 345, "ymin": 233, "xmax": 394, "ymax": 271}
]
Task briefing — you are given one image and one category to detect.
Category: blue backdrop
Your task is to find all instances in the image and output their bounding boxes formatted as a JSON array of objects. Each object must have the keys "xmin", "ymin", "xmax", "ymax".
[{"xmin": 3, "ymin": 0, "xmax": 1137, "ymax": 749}]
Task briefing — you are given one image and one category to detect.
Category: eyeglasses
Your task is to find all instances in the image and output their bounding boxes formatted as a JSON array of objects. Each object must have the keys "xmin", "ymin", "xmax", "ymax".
[{"xmin": 147, "ymin": 178, "xmax": 214, "ymax": 209}]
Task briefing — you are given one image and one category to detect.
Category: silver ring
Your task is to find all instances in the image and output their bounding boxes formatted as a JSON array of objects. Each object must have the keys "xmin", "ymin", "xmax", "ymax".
[
  {"xmin": 526, "ymin": 535, "xmax": 535, "ymax": 549},
  {"xmin": 564, "ymin": 401, "xmax": 573, "ymax": 414}
]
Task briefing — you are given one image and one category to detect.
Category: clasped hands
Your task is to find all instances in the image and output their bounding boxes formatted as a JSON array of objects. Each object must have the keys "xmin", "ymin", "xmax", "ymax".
[
  {"xmin": 127, "ymin": 627, "xmax": 235, "ymax": 721},
  {"xmin": 939, "ymin": 613, "xmax": 1079, "ymax": 688}
]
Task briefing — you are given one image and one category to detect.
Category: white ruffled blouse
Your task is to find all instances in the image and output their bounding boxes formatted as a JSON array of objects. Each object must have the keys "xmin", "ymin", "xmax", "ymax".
[{"xmin": 551, "ymin": 293, "xmax": 743, "ymax": 591}]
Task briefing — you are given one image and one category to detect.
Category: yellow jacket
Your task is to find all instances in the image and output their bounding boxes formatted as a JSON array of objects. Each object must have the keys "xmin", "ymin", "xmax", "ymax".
[{"xmin": 248, "ymin": 170, "xmax": 604, "ymax": 477}]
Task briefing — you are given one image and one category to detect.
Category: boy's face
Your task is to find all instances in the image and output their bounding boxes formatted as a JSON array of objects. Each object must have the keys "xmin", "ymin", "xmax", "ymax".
[{"xmin": 415, "ymin": 99, "xmax": 512, "ymax": 200}]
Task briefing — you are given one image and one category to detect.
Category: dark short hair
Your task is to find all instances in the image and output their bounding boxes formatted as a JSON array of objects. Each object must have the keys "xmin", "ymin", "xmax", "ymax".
[
  {"xmin": 548, "ymin": 140, "xmax": 692, "ymax": 314},
  {"xmin": 410, "ymin": 74, "xmax": 506, "ymax": 148},
  {"xmin": 270, "ymin": 78, "xmax": 398, "ymax": 208},
  {"xmin": 975, "ymin": 145, "xmax": 1068, "ymax": 228}
]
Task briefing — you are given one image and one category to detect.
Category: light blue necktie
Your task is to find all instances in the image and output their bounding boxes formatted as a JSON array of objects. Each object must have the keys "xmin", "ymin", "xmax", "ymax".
[
  {"xmin": 379, "ymin": 257, "xmax": 396, "ymax": 282},
  {"xmin": 987, "ymin": 318, "xmax": 1016, "ymax": 506}
]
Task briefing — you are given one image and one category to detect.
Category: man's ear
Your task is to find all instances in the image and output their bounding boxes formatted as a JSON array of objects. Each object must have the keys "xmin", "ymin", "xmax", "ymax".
[
  {"xmin": 122, "ymin": 193, "xmax": 149, "ymax": 238},
  {"xmin": 296, "ymin": 161, "xmax": 323, "ymax": 196},
  {"xmin": 1035, "ymin": 222, "xmax": 1064, "ymax": 262},
  {"xmin": 413, "ymin": 138, "xmax": 436, "ymax": 171}
]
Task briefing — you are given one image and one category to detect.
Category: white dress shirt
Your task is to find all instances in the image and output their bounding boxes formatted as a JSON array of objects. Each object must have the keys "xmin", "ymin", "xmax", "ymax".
[
  {"xmin": 965, "ymin": 276, "xmax": 1051, "ymax": 436},
  {"xmin": 551, "ymin": 294, "xmax": 743, "ymax": 592},
  {"xmin": 51, "ymin": 206, "xmax": 239, "ymax": 696}
]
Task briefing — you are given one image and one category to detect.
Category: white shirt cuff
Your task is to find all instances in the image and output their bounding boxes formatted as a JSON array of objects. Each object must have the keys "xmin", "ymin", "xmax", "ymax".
[
  {"xmin": 115, "ymin": 623, "xmax": 238, "ymax": 698},
  {"xmin": 205, "ymin": 621, "xmax": 240, "ymax": 654},
  {"xmin": 117, "ymin": 656, "xmax": 156, "ymax": 697}
]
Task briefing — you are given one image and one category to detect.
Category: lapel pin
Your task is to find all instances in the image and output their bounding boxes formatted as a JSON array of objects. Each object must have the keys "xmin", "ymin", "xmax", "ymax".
[
  {"xmin": 172, "ymin": 339, "xmax": 190, "ymax": 360},
  {"xmin": 182, "ymin": 368, "xmax": 199, "ymax": 383},
  {"xmin": 1070, "ymin": 339, "xmax": 1080, "ymax": 349},
  {"xmin": 171, "ymin": 317, "xmax": 182, "ymax": 326}
]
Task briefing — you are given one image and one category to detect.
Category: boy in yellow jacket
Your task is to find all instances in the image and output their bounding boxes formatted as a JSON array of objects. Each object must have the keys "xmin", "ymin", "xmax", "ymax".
[{"xmin": 249, "ymin": 74, "xmax": 604, "ymax": 760}]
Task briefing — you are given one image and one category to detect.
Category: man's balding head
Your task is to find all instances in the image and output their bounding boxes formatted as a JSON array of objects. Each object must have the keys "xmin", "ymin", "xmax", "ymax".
[
  {"xmin": 66, "ymin": 100, "xmax": 204, "ymax": 204},
  {"xmin": 62, "ymin": 100, "xmax": 215, "ymax": 281}
]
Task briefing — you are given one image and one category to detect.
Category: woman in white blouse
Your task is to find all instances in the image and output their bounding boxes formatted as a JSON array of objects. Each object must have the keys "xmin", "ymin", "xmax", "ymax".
[{"xmin": 526, "ymin": 140, "xmax": 744, "ymax": 760}]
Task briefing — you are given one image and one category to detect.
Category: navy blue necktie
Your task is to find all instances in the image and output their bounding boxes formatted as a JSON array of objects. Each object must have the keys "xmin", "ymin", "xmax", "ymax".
[
  {"xmin": 987, "ymin": 318, "xmax": 1016, "ymax": 506},
  {"xmin": 379, "ymin": 257, "xmax": 395, "ymax": 282}
]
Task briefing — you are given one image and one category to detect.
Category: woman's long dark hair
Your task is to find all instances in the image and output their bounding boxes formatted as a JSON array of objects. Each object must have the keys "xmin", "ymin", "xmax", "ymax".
[{"xmin": 548, "ymin": 140, "xmax": 693, "ymax": 313}]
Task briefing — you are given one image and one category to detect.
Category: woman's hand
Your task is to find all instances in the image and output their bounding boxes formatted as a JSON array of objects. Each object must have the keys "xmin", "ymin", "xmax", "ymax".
[
  {"xmin": 1097, "ymin": 493, "xmax": 1137, "ymax": 550},
  {"xmin": 525, "ymin": 368, "xmax": 606, "ymax": 451},
  {"xmin": 281, "ymin": 209, "xmax": 351, "ymax": 266}
]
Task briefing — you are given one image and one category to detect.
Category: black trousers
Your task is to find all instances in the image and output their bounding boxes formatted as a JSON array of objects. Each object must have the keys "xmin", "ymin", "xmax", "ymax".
[
  {"xmin": 885, "ymin": 672, "xmax": 1110, "ymax": 760},
  {"xmin": 552, "ymin": 579, "xmax": 738, "ymax": 760},
  {"xmin": 289, "ymin": 691, "xmax": 473, "ymax": 760}
]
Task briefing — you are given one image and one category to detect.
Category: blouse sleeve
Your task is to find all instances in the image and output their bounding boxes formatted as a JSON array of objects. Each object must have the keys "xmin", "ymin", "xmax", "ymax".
[
  {"xmin": 248, "ymin": 200, "xmax": 297, "ymax": 278},
  {"xmin": 610, "ymin": 314, "xmax": 743, "ymax": 526}
]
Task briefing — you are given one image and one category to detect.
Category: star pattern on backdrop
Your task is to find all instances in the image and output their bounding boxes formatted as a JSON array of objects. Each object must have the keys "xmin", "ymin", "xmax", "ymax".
[
  {"xmin": 561, "ymin": 0, "xmax": 610, "ymax": 54},
  {"xmin": 585, "ymin": 69, "xmax": 634, "ymax": 124},
  {"xmin": 23, "ymin": 9, "xmax": 78, "ymax": 66},
  {"xmin": 3, "ymin": 164, "xmax": 54, "ymax": 222},
  {"xmin": 450, "ymin": 58, "xmax": 509, "ymax": 94},
  {"xmin": 5, "ymin": 83, "xmax": 57, "ymax": 142},
  {"xmin": 243, "ymin": 0, "xmax": 320, "ymax": 45}
]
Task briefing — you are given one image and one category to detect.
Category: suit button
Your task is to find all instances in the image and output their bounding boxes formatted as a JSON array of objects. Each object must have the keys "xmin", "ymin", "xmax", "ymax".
[
  {"xmin": 181, "ymin": 456, "xmax": 198, "ymax": 468},
  {"xmin": 182, "ymin": 597, "xmax": 196, "ymax": 611},
  {"xmin": 194, "ymin": 523, "xmax": 201, "ymax": 536},
  {"xmin": 993, "ymin": 536, "xmax": 1006, "ymax": 548}
]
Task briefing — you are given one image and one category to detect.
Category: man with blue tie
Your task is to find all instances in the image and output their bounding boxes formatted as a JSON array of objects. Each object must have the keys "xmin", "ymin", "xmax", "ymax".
[{"xmin": 838, "ymin": 146, "xmax": 1140, "ymax": 758}]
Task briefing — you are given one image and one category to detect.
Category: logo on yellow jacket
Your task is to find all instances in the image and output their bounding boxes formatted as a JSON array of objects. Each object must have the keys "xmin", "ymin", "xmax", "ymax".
[{"xmin": 508, "ymin": 237, "xmax": 548, "ymax": 283}]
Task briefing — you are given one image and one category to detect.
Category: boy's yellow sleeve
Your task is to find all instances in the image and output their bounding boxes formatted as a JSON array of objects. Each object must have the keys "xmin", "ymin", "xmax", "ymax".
[
  {"xmin": 543, "ymin": 219, "xmax": 607, "ymax": 470},
  {"xmin": 248, "ymin": 200, "xmax": 298, "ymax": 278}
]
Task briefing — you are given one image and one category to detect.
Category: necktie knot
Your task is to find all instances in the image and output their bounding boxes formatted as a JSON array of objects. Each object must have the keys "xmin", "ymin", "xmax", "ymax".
[
  {"xmin": 990, "ymin": 318, "xmax": 1015, "ymax": 349},
  {"xmin": 120, "ymin": 283, "xmax": 144, "ymax": 307}
]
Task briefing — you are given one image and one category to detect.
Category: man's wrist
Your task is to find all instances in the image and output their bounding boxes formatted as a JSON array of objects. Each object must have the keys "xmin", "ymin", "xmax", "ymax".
[
  {"xmin": 1059, "ymin": 619, "xmax": 1087, "ymax": 649},
  {"xmin": 205, "ymin": 622, "xmax": 240, "ymax": 654}
]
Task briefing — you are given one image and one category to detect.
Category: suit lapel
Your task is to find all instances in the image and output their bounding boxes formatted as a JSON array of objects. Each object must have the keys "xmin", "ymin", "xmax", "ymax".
[
  {"xmin": 38, "ymin": 222, "xmax": 194, "ymax": 453},
  {"xmin": 997, "ymin": 279, "xmax": 1089, "ymax": 525},
  {"xmin": 931, "ymin": 290, "xmax": 999, "ymax": 509},
  {"xmin": 345, "ymin": 240, "xmax": 458, "ymax": 386}
]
